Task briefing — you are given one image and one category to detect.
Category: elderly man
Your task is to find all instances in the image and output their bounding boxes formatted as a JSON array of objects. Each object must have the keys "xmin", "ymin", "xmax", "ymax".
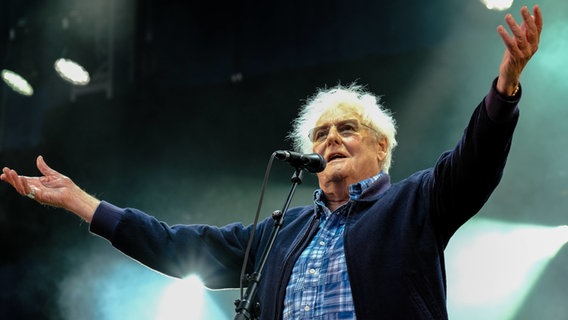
[{"xmin": 2, "ymin": 5, "xmax": 543, "ymax": 320}]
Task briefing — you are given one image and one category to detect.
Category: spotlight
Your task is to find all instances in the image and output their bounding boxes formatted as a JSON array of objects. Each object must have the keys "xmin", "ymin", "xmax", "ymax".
[
  {"xmin": 157, "ymin": 275, "xmax": 206, "ymax": 319},
  {"xmin": 53, "ymin": 35, "xmax": 97, "ymax": 86},
  {"xmin": 48, "ymin": 2, "xmax": 115, "ymax": 101},
  {"xmin": 1, "ymin": 23, "xmax": 40, "ymax": 96},
  {"xmin": 1, "ymin": 69, "xmax": 34, "ymax": 96},
  {"xmin": 54, "ymin": 57, "xmax": 90, "ymax": 86},
  {"xmin": 1, "ymin": 56, "xmax": 40, "ymax": 96},
  {"xmin": 53, "ymin": 14, "xmax": 101, "ymax": 87},
  {"xmin": 481, "ymin": 0, "xmax": 513, "ymax": 11}
]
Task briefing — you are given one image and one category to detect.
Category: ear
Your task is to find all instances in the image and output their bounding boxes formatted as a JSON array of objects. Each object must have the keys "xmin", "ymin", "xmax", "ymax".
[{"xmin": 376, "ymin": 136, "xmax": 388, "ymax": 162}]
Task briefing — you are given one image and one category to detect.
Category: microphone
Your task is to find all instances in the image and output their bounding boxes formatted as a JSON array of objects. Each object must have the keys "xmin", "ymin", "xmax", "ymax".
[{"xmin": 274, "ymin": 150, "xmax": 326, "ymax": 173}]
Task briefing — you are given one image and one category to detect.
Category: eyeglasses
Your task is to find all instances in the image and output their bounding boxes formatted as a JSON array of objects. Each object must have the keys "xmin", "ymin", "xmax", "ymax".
[{"xmin": 308, "ymin": 119, "xmax": 374, "ymax": 143}]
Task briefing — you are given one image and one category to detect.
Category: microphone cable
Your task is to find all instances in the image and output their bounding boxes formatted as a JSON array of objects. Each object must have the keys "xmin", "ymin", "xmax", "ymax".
[{"xmin": 238, "ymin": 152, "xmax": 277, "ymax": 300}]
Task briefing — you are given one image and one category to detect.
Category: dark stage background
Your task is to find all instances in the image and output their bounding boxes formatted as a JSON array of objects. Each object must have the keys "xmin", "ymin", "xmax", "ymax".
[{"xmin": 1, "ymin": 0, "xmax": 567, "ymax": 319}]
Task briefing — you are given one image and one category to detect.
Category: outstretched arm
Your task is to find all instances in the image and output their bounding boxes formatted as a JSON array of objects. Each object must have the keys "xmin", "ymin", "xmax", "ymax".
[
  {"xmin": 496, "ymin": 5, "xmax": 543, "ymax": 96},
  {"xmin": 1, "ymin": 155, "xmax": 100, "ymax": 222}
]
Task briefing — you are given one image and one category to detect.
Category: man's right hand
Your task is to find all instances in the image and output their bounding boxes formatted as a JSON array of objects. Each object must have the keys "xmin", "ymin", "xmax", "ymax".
[{"xmin": 1, "ymin": 156, "xmax": 100, "ymax": 222}]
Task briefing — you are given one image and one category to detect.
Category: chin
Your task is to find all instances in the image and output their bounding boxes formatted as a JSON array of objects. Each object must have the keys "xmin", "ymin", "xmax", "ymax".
[{"xmin": 318, "ymin": 168, "xmax": 349, "ymax": 184}]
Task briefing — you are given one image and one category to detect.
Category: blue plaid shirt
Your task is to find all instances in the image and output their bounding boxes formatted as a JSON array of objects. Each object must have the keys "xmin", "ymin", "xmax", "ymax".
[{"xmin": 283, "ymin": 173, "xmax": 383, "ymax": 319}]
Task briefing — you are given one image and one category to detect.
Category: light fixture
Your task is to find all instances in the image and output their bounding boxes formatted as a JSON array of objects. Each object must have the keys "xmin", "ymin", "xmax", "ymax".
[
  {"xmin": 1, "ymin": 68, "xmax": 35, "ymax": 96},
  {"xmin": 1, "ymin": 25, "xmax": 40, "ymax": 97},
  {"xmin": 52, "ymin": 11, "xmax": 107, "ymax": 87},
  {"xmin": 54, "ymin": 57, "xmax": 91, "ymax": 86},
  {"xmin": 51, "ymin": 3, "xmax": 115, "ymax": 101},
  {"xmin": 0, "ymin": 55, "xmax": 39, "ymax": 96},
  {"xmin": 53, "ymin": 16, "xmax": 96, "ymax": 86}
]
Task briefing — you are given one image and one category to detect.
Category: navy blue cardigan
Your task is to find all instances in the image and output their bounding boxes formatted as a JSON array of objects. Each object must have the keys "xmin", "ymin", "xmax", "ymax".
[{"xmin": 91, "ymin": 80, "xmax": 520, "ymax": 319}]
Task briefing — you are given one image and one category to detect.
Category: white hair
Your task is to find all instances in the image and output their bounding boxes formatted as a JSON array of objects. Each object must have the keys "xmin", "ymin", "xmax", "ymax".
[{"xmin": 288, "ymin": 83, "xmax": 398, "ymax": 173}]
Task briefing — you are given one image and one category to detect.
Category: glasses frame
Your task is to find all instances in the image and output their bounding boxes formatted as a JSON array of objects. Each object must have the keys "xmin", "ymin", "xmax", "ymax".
[{"xmin": 308, "ymin": 118, "xmax": 376, "ymax": 143}]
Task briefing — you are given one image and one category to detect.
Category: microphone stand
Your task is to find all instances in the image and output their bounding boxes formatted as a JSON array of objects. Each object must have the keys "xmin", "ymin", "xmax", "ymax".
[{"xmin": 234, "ymin": 168, "xmax": 303, "ymax": 320}]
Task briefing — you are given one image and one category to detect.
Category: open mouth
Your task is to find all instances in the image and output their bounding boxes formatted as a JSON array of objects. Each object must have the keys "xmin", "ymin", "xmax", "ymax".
[{"xmin": 327, "ymin": 153, "xmax": 347, "ymax": 162}]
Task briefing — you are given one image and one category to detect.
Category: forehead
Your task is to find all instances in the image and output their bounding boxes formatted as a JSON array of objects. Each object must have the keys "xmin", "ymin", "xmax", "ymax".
[{"xmin": 315, "ymin": 104, "xmax": 363, "ymax": 126}]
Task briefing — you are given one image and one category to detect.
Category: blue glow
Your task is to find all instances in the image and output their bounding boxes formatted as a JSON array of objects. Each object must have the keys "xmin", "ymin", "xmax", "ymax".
[
  {"xmin": 446, "ymin": 218, "xmax": 568, "ymax": 319},
  {"xmin": 90, "ymin": 265, "xmax": 230, "ymax": 319},
  {"xmin": 57, "ymin": 258, "xmax": 217, "ymax": 319},
  {"xmin": 532, "ymin": 19, "xmax": 568, "ymax": 87},
  {"xmin": 90, "ymin": 262, "xmax": 169, "ymax": 320}
]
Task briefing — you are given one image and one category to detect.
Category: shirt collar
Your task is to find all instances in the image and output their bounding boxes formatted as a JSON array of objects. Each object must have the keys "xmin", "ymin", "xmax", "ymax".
[
  {"xmin": 348, "ymin": 172, "xmax": 383, "ymax": 200},
  {"xmin": 313, "ymin": 172, "xmax": 384, "ymax": 217}
]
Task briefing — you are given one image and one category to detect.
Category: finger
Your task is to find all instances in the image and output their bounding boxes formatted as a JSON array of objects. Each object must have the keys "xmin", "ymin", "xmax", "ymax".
[
  {"xmin": 497, "ymin": 24, "xmax": 519, "ymax": 54},
  {"xmin": 6, "ymin": 169, "xmax": 28, "ymax": 195},
  {"xmin": 18, "ymin": 175, "xmax": 40, "ymax": 199},
  {"xmin": 533, "ymin": 5, "xmax": 543, "ymax": 35},
  {"xmin": 17, "ymin": 175, "xmax": 34, "ymax": 197},
  {"xmin": 4, "ymin": 169, "xmax": 21, "ymax": 192},
  {"xmin": 505, "ymin": 14, "xmax": 526, "ymax": 48},
  {"xmin": 1, "ymin": 167, "xmax": 36, "ymax": 199},
  {"xmin": 0, "ymin": 167, "xmax": 10, "ymax": 182},
  {"xmin": 1, "ymin": 168, "xmax": 16, "ymax": 189},
  {"xmin": 521, "ymin": 7, "xmax": 535, "ymax": 32},
  {"xmin": 37, "ymin": 155, "xmax": 62, "ymax": 177},
  {"xmin": 521, "ymin": 6, "xmax": 538, "ymax": 44},
  {"xmin": 535, "ymin": 6, "xmax": 543, "ymax": 31}
]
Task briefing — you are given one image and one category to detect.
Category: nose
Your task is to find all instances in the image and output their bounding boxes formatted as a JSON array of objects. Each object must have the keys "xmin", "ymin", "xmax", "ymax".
[{"xmin": 325, "ymin": 125, "xmax": 342, "ymax": 145}]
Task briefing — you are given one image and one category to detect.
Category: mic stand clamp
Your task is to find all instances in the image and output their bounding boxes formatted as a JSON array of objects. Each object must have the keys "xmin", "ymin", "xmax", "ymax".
[{"xmin": 234, "ymin": 168, "xmax": 303, "ymax": 320}]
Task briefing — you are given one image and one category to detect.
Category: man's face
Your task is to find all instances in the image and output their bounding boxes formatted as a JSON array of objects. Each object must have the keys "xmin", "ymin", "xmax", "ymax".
[{"xmin": 312, "ymin": 106, "xmax": 387, "ymax": 189}]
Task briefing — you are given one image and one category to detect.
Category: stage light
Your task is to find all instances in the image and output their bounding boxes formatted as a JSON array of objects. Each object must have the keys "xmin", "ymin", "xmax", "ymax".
[
  {"xmin": 1, "ymin": 69, "xmax": 34, "ymax": 96},
  {"xmin": 54, "ymin": 57, "xmax": 90, "ymax": 86},
  {"xmin": 446, "ymin": 218, "xmax": 568, "ymax": 320},
  {"xmin": 1, "ymin": 23, "xmax": 40, "ymax": 96},
  {"xmin": 53, "ymin": 16, "xmax": 97, "ymax": 86},
  {"xmin": 51, "ymin": 10, "xmax": 114, "ymax": 100},
  {"xmin": 481, "ymin": 0, "xmax": 514, "ymax": 11},
  {"xmin": 157, "ymin": 275, "xmax": 206, "ymax": 320}
]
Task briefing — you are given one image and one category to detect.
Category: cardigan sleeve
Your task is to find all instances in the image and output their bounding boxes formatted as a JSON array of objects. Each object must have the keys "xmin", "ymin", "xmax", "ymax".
[
  {"xmin": 89, "ymin": 200, "xmax": 256, "ymax": 289},
  {"xmin": 484, "ymin": 77, "xmax": 521, "ymax": 123},
  {"xmin": 429, "ymin": 77, "xmax": 521, "ymax": 242}
]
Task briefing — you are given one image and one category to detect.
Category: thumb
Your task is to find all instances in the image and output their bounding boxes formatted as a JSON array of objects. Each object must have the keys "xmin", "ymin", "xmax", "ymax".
[{"xmin": 36, "ymin": 155, "xmax": 61, "ymax": 177}]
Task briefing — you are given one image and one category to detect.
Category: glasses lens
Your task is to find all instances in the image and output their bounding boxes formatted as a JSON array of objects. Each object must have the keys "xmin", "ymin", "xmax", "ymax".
[
  {"xmin": 309, "ymin": 119, "xmax": 362, "ymax": 142},
  {"xmin": 309, "ymin": 125, "xmax": 328, "ymax": 142}
]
